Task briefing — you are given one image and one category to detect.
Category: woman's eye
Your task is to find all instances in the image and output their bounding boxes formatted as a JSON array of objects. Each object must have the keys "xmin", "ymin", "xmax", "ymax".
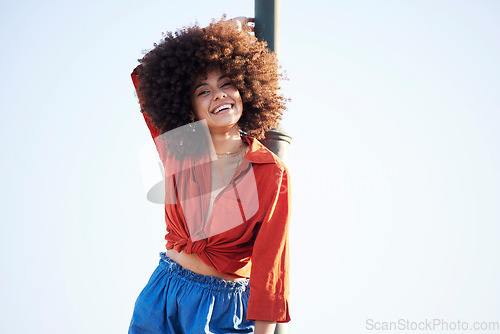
[
  {"xmin": 221, "ymin": 82, "xmax": 232, "ymax": 88},
  {"xmin": 197, "ymin": 90, "xmax": 209, "ymax": 96}
]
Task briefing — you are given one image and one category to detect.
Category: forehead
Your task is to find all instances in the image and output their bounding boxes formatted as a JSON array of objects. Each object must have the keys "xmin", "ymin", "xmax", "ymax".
[{"xmin": 194, "ymin": 68, "xmax": 226, "ymax": 83}]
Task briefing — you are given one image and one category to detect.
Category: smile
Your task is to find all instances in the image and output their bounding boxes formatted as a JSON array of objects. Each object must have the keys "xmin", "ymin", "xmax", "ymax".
[{"xmin": 212, "ymin": 104, "xmax": 232, "ymax": 114}]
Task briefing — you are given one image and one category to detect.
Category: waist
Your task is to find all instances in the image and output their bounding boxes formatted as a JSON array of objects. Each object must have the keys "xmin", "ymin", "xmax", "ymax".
[{"xmin": 165, "ymin": 249, "xmax": 247, "ymax": 282}]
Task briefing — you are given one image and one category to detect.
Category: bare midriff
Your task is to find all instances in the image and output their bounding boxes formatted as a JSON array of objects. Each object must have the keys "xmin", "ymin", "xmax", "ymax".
[{"xmin": 165, "ymin": 249, "xmax": 247, "ymax": 282}]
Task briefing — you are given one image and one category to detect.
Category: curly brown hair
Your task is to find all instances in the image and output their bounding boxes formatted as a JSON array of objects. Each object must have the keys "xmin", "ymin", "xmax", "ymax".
[{"xmin": 134, "ymin": 18, "xmax": 286, "ymax": 140}]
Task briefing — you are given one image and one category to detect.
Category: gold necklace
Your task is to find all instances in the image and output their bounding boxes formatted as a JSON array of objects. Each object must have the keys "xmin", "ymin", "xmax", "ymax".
[
  {"xmin": 216, "ymin": 143, "xmax": 245, "ymax": 157},
  {"xmin": 218, "ymin": 149, "xmax": 244, "ymax": 182}
]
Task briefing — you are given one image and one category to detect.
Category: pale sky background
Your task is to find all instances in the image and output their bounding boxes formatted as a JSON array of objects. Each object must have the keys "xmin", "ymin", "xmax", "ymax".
[{"xmin": 1, "ymin": 1, "xmax": 499, "ymax": 333}]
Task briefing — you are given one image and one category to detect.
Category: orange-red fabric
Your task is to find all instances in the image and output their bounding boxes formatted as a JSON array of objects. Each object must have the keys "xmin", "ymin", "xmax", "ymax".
[{"xmin": 132, "ymin": 69, "xmax": 291, "ymax": 323}]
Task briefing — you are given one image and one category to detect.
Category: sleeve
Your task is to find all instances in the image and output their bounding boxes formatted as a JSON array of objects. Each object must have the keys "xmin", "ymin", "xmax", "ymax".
[
  {"xmin": 131, "ymin": 65, "xmax": 162, "ymax": 141},
  {"xmin": 247, "ymin": 165, "xmax": 291, "ymax": 323},
  {"xmin": 132, "ymin": 66, "xmax": 174, "ymax": 204}
]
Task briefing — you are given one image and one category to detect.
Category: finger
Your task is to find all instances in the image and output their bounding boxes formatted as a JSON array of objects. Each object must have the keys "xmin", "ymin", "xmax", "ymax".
[
  {"xmin": 232, "ymin": 16, "xmax": 249, "ymax": 24},
  {"xmin": 233, "ymin": 20, "xmax": 243, "ymax": 30},
  {"xmin": 229, "ymin": 17, "xmax": 254, "ymax": 32}
]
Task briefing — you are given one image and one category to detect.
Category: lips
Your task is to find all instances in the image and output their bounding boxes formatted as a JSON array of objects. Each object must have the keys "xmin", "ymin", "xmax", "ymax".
[{"xmin": 211, "ymin": 104, "xmax": 232, "ymax": 114}]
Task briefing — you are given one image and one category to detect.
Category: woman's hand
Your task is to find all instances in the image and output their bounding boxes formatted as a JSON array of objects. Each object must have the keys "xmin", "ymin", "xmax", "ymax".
[{"xmin": 230, "ymin": 16, "xmax": 255, "ymax": 33}]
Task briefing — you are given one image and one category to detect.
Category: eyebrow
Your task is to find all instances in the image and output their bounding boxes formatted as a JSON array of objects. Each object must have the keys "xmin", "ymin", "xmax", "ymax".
[{"xmin": 193, "ymin": 75, "xmax": 229, "ymax": 92}]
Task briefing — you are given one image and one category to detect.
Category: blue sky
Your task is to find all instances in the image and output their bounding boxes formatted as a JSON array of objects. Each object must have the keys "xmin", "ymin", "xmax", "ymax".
[{"xmin": 1, "ymin": 1, "xmax": 499, "ymax": 333}]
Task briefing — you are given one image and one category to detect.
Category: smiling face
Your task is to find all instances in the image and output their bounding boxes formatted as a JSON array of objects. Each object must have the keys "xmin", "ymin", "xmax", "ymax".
[{"xmin": 190, "ymin": 68, "xmax": 243, "ymax": 134}]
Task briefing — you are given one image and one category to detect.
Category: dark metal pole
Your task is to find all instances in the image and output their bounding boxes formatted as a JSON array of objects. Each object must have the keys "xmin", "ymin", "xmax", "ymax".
[
  {"xmin": 254, "ymin": 1, "xmax": 290, "ymax": 333},
  {"xmin": 254, "ymin": 0, "xmax": 281, "ymax": 57},
  {"xmin": 255, "ymin": 0, "xmax": 290, "ymax": 167},
  {"xmin": 262, "ymin": 127, "xmax": 292, "ymax": 165}
]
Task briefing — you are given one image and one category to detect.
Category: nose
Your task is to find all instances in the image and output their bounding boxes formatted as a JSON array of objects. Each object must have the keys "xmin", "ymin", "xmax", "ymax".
[{"xmin": 213, "ymin": 87, "xmax": 227, "ymax": 100}]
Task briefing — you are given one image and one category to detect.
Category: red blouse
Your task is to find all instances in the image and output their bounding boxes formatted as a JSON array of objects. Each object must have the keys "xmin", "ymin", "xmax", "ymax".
[{"xmin": 132, "ymin": 70, "xmax": 291, "ymax": 323}]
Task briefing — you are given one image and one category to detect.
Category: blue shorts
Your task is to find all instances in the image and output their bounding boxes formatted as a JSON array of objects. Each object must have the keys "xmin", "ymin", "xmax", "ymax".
[{"xmin": 129, "ymin": 252, "xmax": 255, "ymax": 333}]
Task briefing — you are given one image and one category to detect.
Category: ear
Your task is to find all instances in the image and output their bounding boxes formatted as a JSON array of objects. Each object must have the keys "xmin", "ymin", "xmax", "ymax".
[{"xmin": 189, "ymin": 110, "xmax": 197, "ymax": 122}]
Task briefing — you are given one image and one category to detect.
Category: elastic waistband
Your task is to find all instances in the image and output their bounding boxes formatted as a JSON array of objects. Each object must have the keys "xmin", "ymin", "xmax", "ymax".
[{"xmin": 158, "ymin": 252, "xmax": 249, "ymax": 293}]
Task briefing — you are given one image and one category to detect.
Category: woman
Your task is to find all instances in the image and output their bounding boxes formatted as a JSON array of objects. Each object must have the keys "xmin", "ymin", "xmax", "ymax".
[{"xmin": 129, "ymin": 17, "xmax": 291, "ymax": 334}]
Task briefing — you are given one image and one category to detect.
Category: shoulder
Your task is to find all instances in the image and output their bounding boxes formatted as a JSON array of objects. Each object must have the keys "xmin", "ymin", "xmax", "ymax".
[
  {"xmin": 242, "ymin": 137, "xmax": 290, "ymax": 197},
  {"xmin": 242, "ymin": 136, "xmax": 287, "ymax": 172}
]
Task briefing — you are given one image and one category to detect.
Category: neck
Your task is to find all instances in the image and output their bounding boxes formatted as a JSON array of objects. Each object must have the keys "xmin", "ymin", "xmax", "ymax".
[{"xmin": 209, "ymin": 126, "xmax": 243, "ymax": 154}]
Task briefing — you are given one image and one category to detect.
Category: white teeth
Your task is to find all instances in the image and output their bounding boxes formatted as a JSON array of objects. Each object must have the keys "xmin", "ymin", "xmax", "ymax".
[{"xmin": 213, "ymin": 104, "xmax": 232, "ymax": 114}]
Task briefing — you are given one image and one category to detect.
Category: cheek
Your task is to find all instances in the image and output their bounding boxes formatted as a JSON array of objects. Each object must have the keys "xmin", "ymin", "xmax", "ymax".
[
  {"xmin": 191, "ymin": 98, "xmax": 206, "ymax": 118},
  {"xmin": 233, "ymin": 90, "xmax": 243, "ymax": 106}
]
